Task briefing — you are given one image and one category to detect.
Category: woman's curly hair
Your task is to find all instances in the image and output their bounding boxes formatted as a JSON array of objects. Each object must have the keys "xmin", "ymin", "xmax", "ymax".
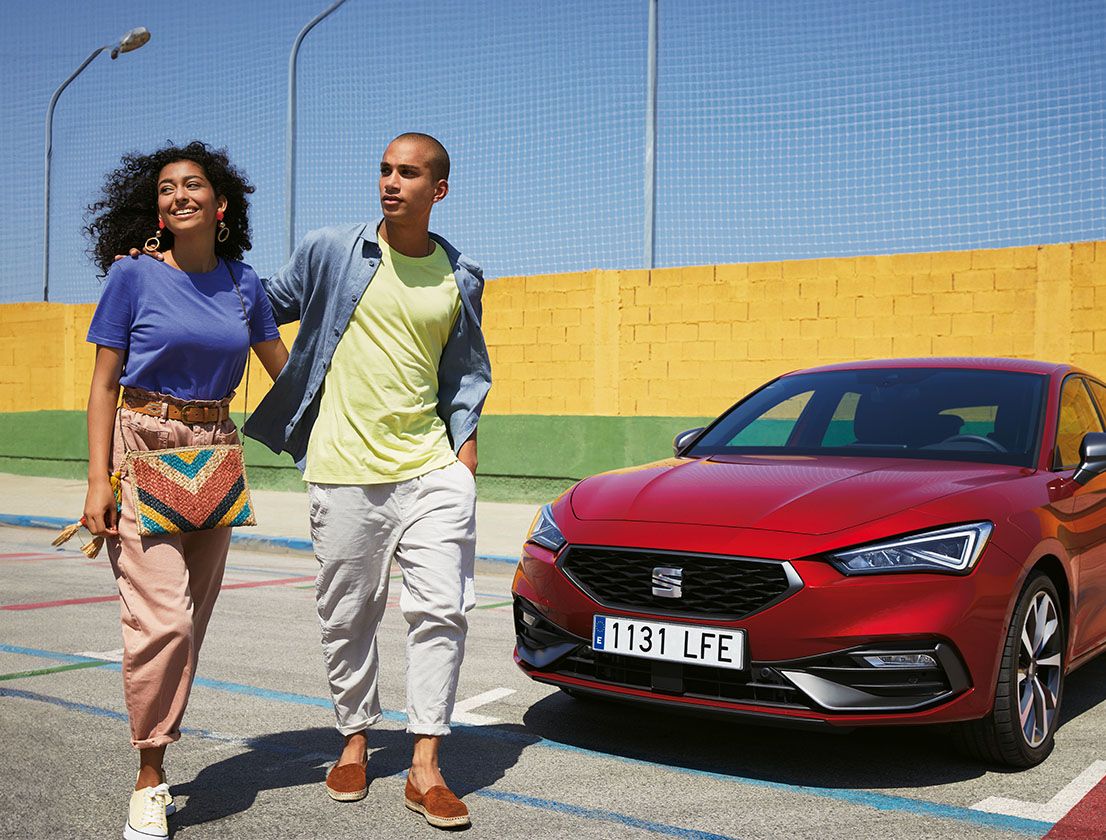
[{"xmin": 85, "ymin": 140, "xmax": 254, "ymax": 276}]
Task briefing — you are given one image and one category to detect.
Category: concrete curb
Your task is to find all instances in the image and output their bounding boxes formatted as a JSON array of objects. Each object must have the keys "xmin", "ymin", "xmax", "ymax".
[{"xmin": 0, "ymin": 513, "xmax": 519, "ymax": 565}]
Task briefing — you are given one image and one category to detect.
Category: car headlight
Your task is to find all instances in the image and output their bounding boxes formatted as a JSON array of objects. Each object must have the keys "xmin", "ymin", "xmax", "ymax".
[
  {"xmin": 526, "ymin": 504, "xmax": 566, "ymax": 552},
  {"xmin": 829, "ymin": 522, "xmax": 993, "ymax": 576}
]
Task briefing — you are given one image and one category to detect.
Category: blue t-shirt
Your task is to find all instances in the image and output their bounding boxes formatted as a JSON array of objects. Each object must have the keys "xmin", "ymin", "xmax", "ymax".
[{"xmin": 87, "ymin": 255, "xmax": 280, "ymax": 401}]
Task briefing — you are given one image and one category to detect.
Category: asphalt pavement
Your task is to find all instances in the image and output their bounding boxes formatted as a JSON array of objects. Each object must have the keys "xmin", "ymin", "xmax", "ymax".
[{"xmin": 1, "ymin": 474, "xmax": 1105, "ymax": 839}]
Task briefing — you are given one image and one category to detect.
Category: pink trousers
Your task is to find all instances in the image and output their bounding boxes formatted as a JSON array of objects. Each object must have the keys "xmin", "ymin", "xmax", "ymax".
[{"xmin": 106, "ymin": 407, "xmax": 237, "ymax": 749}]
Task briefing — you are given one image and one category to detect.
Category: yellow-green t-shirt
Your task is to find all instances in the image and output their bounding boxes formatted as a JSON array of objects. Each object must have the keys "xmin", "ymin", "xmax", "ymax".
[{"xmin": 304, "ymin": 238, "xmax": 461, "ymax": 484}]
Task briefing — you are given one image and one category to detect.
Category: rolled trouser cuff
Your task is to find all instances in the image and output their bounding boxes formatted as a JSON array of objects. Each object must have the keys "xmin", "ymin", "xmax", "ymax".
[
  {"xmin": 406, "ymin": 723, "xmax": 451, "ymax": 736},
  {"xmin": 336, "ymin": 713, "xmax": 382, "ymax": 736}
]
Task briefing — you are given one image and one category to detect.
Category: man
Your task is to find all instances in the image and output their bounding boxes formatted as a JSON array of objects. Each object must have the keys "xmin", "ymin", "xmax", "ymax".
[{"xmin": 244, "ymin": 133, "xmax": 490, "ymax": 829}]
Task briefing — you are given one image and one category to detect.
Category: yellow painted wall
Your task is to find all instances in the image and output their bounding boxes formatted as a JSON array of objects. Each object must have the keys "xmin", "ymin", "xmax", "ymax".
[
  {"xmin": 2, "ymin": 241, "xmax": 1102, "ymax": 418},
  {"xmin": 483, "ymin": 241, "xmax": 1104, "ymax": 417}
]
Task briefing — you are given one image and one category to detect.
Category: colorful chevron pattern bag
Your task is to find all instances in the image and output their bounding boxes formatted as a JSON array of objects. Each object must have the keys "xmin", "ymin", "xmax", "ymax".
[
  {"xmin": 123, "ymin": 259, "xmax": 257, "ymax": 537},
  {"xmin": 126, "ymin": 444, "xmax": 256, "ymax": 536}
]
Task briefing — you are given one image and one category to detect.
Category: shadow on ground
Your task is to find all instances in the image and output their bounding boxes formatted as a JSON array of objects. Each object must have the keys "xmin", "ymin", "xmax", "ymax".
[
  {"xmin": 518, "ymin": 654, "xmax": 1106, "ymax": 791},
  {"xmin": 168, "ymin": 724, "xmax": 537, "ymax": 832},
  {"xmin": 161, "ymin": 656, "xmax": 1106, "ymax": 831}
]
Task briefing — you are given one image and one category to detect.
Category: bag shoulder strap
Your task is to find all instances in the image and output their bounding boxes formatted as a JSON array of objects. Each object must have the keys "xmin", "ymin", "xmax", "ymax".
[{"xmin": 223, "ymin": 258, "xmax": 250, "ymax": 426}]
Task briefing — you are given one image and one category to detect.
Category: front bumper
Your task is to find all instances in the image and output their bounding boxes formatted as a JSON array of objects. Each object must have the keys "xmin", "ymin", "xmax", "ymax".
[{"xmin": 512, "ymin": 537, "xmax": 1023, "ymax": 727}]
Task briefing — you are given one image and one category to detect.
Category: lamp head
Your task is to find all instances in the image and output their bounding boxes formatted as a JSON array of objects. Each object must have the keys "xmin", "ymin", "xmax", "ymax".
[{"xmin": 111, "ymin": 27, "xmax": 150, "ymax": 60}]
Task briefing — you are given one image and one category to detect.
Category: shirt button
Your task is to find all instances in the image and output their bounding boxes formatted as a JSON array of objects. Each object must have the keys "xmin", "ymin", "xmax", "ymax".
[{"xmin": 333, "ymin": 328, "xmax": 340, "ymax": 336}]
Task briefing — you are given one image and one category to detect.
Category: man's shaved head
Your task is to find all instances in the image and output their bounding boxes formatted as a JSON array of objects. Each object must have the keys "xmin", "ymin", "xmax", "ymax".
[{"xmin": 390, "ymin": 133, "xmax": 450, "ymax": 182}]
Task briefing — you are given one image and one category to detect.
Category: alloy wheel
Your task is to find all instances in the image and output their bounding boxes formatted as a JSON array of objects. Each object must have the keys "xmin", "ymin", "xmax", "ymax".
[{"xmin": 1017, "ymin": 590, "xmax": 1063, "ymax": 748}]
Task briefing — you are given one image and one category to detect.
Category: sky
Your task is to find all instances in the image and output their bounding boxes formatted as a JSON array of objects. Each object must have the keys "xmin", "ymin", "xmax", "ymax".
[{"xmin": 1, "ymin": 0, "xmax": 1103, "ymax": 303}]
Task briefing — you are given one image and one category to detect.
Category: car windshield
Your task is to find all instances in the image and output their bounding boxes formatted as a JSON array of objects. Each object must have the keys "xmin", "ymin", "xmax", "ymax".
[{"xmin": 688, "ymin": 368, "xmax": 1047, "ymax": 467}]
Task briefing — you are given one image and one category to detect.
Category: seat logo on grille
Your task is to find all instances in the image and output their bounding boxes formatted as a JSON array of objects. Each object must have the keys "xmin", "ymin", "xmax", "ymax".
[{"xmin": 652, "ymin": 566, "xmax": 683, "ymax": 598}]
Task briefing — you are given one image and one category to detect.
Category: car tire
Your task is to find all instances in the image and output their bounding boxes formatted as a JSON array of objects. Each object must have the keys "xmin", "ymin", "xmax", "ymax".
[{"xmin": 954, "ymin": 572, "xmax": 1065, "ymax": 768}]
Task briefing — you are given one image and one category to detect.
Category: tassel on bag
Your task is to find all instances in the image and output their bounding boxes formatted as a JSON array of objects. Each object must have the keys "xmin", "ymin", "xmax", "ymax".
[{"xmin": 52, "ymin": 473, "xmax": 121, "ymax": 559}]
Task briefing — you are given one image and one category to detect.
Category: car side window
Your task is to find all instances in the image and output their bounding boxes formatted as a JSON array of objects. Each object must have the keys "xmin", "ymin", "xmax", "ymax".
[
  {"xmin": 1085, "ymin": 380, "xmax": 1106, "ymax": 424},
  {"xmin": 1055, "ymin": 378, "xmax": 1103, "ymax": 469}
]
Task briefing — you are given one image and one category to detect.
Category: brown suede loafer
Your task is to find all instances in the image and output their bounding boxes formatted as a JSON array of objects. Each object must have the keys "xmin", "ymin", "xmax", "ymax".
[
  {"xmin": 404, "ymin": 777, "xmax": 471, "ymax": 828},
  {"xmin": 325, "ymin": 761, "xmax": 368, "ymax": 802}
]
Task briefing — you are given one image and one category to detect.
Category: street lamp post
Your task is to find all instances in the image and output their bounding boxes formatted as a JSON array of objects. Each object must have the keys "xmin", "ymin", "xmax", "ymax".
[
  {"xmin": 43, "ymin": 27, "xmax": 150, "ymax": 302},
  {"xmin": 286, "ymin": 0, "xmax": 349, "ymax": 261}
]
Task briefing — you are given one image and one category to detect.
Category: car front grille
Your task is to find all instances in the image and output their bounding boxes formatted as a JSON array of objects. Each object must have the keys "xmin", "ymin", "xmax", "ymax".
[{"xmin": 559, "ymin": 546, "xmax": 797, "ymax": 618}]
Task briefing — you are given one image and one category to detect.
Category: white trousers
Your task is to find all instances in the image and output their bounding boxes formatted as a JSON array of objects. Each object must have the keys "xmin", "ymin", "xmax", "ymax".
[{"xmin": 308, "ymin": 461, "xmax": 477, "ymax": 736}]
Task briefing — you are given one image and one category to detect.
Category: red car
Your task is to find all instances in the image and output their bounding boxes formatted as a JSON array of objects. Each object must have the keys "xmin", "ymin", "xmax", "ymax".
[{"xmin": 512, "ymin": 358, "xmax": 1106, "ymax": 767}]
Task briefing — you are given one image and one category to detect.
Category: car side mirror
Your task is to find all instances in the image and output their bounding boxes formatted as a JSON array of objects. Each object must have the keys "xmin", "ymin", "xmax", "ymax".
[
  {"xmin": 1072, "ymin": 432, "xmax": 1106, "ymax": 485},
  {"xmin": 673, "ymin": 427, "xmax": 706, "ymax": 457}
]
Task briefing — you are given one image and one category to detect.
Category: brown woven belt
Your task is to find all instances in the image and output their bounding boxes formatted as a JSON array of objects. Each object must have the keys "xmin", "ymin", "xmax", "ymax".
[{"xmin": 122, "ymin": 390, "xmax": 231, "ymax": 424}]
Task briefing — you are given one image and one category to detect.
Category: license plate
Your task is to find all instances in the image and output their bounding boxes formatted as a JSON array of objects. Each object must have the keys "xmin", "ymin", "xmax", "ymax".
[{"xmin": 591, "ymin": 615, "xmax": 745, "ymax": 671}]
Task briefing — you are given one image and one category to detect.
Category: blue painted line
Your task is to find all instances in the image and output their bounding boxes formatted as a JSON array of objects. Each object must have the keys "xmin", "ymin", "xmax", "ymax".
[
  {"xmin": 467, "ymin": 727, "xmax": 1052, "ymax": 837},
  {"xmin": 0, "ymin": 512, "xmax": 519, "ymax": 565},
  {"xmin": 3, "ymin": 685, "xmax": 739, "ymax": 840},
  {"xmin": 475, "ymin": 789, "xmax": 740, "ymax": 840},
  {"xmin": 0, "ymin": 686, "xmax": 310, "ymax": 757},
  {"xmin": 0, "ymin": 642, "xmax": 1053, "ymax": 836},
  {"xmin": 0, "ymin": 513, "xmax": 72, "ymax": 531},
  {"xmin": 0, "ymin": 644, "xmax": 103, "ymax": 665},
  {"xmin": 479, "ymin": 553, "xmax": 520, "ymax": 565}
]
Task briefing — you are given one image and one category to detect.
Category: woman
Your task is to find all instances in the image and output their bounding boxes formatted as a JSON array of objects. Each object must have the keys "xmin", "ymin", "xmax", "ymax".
[{"xmin": 83, "ymin": 141, "xmax": 287, "ymax": 840}]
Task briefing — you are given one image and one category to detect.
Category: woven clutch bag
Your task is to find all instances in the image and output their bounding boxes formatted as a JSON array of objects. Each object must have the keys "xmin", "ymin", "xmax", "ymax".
[{"xmin": 125, "ymin": 443, "xmax": 256, "ymax": 536}]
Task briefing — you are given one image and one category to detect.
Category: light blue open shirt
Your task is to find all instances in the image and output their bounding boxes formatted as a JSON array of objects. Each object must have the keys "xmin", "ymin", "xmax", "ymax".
[{"xmin": 243, "ymin": 222, "xmax": 492, "ymax": 470}]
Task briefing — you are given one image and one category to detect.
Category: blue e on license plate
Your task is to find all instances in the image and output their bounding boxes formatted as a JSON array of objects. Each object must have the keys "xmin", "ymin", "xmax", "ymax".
[{"xmin": 592, "ymin": 615, "xmax": 745, "ymax": 671}]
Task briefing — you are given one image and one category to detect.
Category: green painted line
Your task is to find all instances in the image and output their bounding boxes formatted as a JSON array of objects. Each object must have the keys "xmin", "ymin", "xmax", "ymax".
[
  {"xmin": 477, "ymin": 600, "xmax": 514, "ymax": 610},
  {"xmin": 0, "ymin": 660, "xmax": 111, "ymax": 681}
]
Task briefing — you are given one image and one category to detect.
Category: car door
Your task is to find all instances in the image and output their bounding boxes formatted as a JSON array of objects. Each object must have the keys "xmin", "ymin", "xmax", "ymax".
[
  {"xmin": 1069, "ymin": 378, "xmax": 1106, "ymax": 656},
  {"xmin": 1054, "ymin": 376, "xmax": 1106, "ymax": 659}
]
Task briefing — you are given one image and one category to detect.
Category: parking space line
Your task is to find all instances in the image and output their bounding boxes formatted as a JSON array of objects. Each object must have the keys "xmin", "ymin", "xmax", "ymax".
[
  {"xmin": 0, "ymin": 553, "xmax": 64, "ymax": 563},
  {"xmin": 0, "ymin": 575, "xmax": 316, "ymax": 610},
  {"xmin": 74, "ymin": 648, "xmax": 123, "ymax": 662},
  {"xmin": 1044, "ymin": 772, "xmax": 1106, "ymax": 839},
  {"xmin": 453, "ymin": 687, "xmax": 515, "ymax": 725},
  {"xmin": 0, "ymin": 642, "xmax": 1058, "ymax": 836},
  {"xmin": 973, "ymin": 761, "xmax": 1106, "ymax": 823},
  {"xmin": 474, "ymin": 788, "xmax": 739, "ymax": 839},
  {"xmin": 0, "ymin": 685, "xmax": 741, "ymax": 840},
  {"xmin": 0, "ymin": 685, "xmax": 305, "ymax": 756},
  {"xmin": 1, "ymin": 593, "xmax": 120, "ymax": 610},
  {"xmin": 0, "ymin": 660, "xmax": 111, "ymax": 681}
]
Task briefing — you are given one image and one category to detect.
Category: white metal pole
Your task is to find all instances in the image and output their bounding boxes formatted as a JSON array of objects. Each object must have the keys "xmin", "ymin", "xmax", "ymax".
[
  {"xmin": 644, "ymin": 0, "xmax": 658, "ymax": 270},
  {"xmin": 44, "ymin": 47, "xmax": 107, "ymax": 301},
  {"xmin": 286, "ymin": 0, "xmax": 349, "ymax": 262}
]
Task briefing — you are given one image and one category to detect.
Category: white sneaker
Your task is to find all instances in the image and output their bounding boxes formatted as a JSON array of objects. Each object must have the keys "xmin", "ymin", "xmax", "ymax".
[
  {"xmin": 124, "ymin": 784, "xmax": 172, "ymax": 840},
  {"xmin": 133, "ymin": 771, "xmax": 175, "ymax": 816}
]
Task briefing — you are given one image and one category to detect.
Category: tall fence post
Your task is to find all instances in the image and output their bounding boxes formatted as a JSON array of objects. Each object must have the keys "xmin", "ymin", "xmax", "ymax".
[
  {"xmin": 644, "ymin": 0, "xmax": 658, "ymax": 270},
  {"xmin": 286, "ymin": 0, "xmax": 349, "ymax": 262}
]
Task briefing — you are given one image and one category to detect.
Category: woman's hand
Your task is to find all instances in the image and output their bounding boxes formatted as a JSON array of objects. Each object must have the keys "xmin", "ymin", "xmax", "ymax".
[{"xmin": 83, "ymin": 475, "xmax": 118, "ymax": 537}]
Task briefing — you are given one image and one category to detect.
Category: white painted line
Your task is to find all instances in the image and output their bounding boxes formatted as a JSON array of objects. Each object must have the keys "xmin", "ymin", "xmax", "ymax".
[
  {"xmin": 452, "ymin": 687, "xmax": 516, "ymax": 726},
  {"xmin": 74, "ymin": 648, "xmax": 124, "ymax": 662},
  {"xmin": 971, "ymin": 759, "xmax": 1106, "ymax": 822}
]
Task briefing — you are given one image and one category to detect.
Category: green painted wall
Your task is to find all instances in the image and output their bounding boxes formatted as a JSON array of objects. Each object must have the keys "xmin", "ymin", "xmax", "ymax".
[{"xmin": 0, "ymin": 411, "xmax": 712, "ymax": 503}]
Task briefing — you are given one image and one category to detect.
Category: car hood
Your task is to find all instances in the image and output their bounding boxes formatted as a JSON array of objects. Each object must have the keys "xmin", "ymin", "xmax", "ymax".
[{"xmin": 569, "ymin": 455, "xmax": 1029, "ymax": 535}]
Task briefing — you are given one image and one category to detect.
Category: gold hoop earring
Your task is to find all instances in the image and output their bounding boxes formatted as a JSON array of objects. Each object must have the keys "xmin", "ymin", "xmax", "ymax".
[
  {"xmin": 143, "ymin": 220, "xmax": 163, "ymax": 254},
  {"xmin": 216, "ymin": 219, "xmax": 230, "ymax": 243}
]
